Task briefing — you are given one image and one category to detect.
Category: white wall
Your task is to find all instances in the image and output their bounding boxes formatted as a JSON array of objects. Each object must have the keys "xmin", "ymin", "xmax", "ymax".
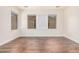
[
  {"xmin": 64, "ymin": 7, "xmax": 79, "ymax": 43},
  {"xmin": 0, "ymin": 7, "xmax": 21, "ymax": 46},
  {"xmin": 0, "ymin": 6, "xmax": 79, "ymax": 45},
  {"xmin": 20, "ymin": 8, "xmax": 64, "ymax": 36}
]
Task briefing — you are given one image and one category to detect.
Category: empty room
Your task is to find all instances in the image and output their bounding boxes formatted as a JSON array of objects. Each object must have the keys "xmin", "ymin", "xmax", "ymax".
[{"xmin": 0, "ymin": 6, "xmax": 79, "ymax": 53}]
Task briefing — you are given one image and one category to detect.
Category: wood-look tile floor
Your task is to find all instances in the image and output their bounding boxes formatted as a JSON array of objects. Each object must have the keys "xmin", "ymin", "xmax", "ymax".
[{"xmin": 0, "ymin": 37, "xmax": 79, "ymax": 53}]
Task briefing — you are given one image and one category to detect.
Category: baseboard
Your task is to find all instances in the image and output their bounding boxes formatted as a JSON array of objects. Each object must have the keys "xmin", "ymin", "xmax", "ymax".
[
  {"xmin": 0, "ymin": 36, "xmax": 19, "ymax": 46},
  {"xmin": 20, "ymin": 34, "xmax": 64, "ymax": 37},
  {"xmin": 64, "ymin": 35, "xmax": 79, "ymax": 44},
  {"xmin": 1, "ymin": 34, "xmax": 76, "ymax": 46}
]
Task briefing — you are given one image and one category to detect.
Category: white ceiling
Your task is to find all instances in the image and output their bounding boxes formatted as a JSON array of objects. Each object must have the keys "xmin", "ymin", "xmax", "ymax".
[{"xmin": 17, "ymin": 6, "xmax": 65, "ymax": 10}]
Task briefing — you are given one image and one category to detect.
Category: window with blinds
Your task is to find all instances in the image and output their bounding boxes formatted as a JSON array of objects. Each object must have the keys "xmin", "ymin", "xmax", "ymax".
[
  {"xmin": 48, "ymin": 15, "xmax": 56, "ymax": 29},
  {"xmin": 11, "ymin": 12, "xmax": 18, "ymax": 30},
  {"xmin": 28, "ymin": 15, "xmax": 36, "ymax": 29}
]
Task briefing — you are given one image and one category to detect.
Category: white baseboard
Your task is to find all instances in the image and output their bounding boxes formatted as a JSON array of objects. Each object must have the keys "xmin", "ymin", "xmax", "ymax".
[
  {"xmin": 20, "ymin": 34, "xmax": 64, "ymax": 37},
  {"xmin": 1, "ymin": 34, "xmax": 78, "ymax": 46},
  {"xmin": 64, "ymin": 34, "xmax": 79, "ymax": 43},
  {"xmin": 0, "ymin": 36, "xmax": 19, "ymax": 46}
]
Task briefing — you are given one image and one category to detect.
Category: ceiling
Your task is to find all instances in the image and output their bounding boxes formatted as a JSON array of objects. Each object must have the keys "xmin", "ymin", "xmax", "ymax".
[{"xmin": 17, "ymin": 6, "xmax": 65, "ymax": 10}]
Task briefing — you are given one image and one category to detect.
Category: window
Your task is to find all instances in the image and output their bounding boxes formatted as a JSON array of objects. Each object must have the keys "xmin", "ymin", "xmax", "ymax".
[
  {"xmin": 11, "ymin": 12, "xmax": 18, "ymax": 30},
  {"xmin": 48, "ymin": 15, "xmax": 56, "ymax": 29},
  {"xmin": 28, "ymin": 15, "xmax": 36, "ymax": 29}
]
